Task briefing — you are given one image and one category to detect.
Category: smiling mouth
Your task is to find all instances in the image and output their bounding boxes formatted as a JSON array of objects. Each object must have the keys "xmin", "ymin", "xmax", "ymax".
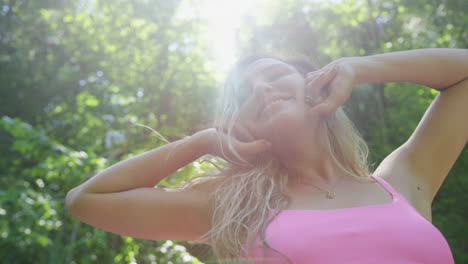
[{"xmin": 259, "ymin": 97, "xmax": 290, "ymax": 118}]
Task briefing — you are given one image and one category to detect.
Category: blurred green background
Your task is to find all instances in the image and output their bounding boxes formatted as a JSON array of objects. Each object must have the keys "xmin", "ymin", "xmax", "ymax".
[{"xmin": 0, "ymin": 0, "xmax": 466, "ymax": 263}]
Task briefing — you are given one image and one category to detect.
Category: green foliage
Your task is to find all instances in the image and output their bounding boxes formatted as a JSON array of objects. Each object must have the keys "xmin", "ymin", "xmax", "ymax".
[
  {"xmin": 0, "ymin": 116, "xmax": 102, "ymax": 263},
  {"xmin": 1, "ymin": 0, "xmax": 466, "ymax": 263},
  {"xmin": 0, "ymin": 117, "xmax": 205, "ymax": 263}
]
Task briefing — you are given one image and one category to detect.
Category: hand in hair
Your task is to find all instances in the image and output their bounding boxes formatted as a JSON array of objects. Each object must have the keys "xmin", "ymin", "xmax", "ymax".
[
  {"xmin": 305, "ymin": 59, "xmax": 358, "ymax": 116},
  {"xmin": 195, "ymin": 122, "xmax": 272, "ymax": 166}
]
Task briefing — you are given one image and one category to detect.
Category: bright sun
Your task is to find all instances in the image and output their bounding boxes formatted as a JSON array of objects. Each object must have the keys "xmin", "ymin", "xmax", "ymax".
[{"xmin": 176, "ymin": 0, "xmax": 267, "ymax": 80}]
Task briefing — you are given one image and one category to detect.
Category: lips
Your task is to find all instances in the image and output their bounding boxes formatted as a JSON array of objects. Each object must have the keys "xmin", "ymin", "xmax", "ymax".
[{"xmin": 259, "ymin": 96, "xmax": 291, "ymax": 118}]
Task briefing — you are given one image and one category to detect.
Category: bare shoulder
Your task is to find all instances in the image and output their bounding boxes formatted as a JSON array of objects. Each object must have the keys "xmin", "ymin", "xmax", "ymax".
[{"xmin": 373, "ymin": 147, "xmax": 434, "ymax": 222}]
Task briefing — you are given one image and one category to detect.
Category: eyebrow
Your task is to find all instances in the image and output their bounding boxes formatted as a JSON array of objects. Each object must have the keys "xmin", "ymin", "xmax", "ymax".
[{"xmin": 236, "ymin": 64, "xmax": 297, "ymax": 104}]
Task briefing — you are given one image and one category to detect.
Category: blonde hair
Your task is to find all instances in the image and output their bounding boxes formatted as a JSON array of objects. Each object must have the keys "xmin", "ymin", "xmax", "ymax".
[{"xmin": 176, "ymin": 55, "xmax": 374, "ymax": 263}]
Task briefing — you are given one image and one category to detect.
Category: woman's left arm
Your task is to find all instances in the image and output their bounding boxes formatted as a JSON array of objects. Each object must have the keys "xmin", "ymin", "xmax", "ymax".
[
  {"xmin": 340, "ymin": 48, "xmax": 468, "ymax": 201},
  {"xmin": 307, "ymin": 49, "xmax": 468, "ymax": 116},
  {"xmin": 350, "ymin": 48, "xmax": 468, "ymax": 91}
]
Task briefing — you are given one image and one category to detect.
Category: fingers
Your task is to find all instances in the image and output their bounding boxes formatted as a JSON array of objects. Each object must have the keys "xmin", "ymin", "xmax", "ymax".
[
  {"xmin": 306, "ymin": 65, "xmax": 338, "ymax": 100},
  {"xmin": 238, "ymin": 139, "xmax": 272, "ymax": 155},
  {"xmin": 232, "ymin": 121, "xmax": 255, "ymax": 142},
  {"xmin": 308, "ymin": 78, "xmax": 351, "ymax": 116},
  {"xmin": 308, "ymin": 98, "xmax": 336, "ymax": 116},
  {"xmin": 214, "ymin": 117, "xmax": 272, "ymax": 165},
  {"xmin": 216, "ymin": 119, "xmax": 255, "ymax": 142},
  {"xmin": 215, "ymin": 132, "xmax": 271, "ymax": 165},
  {"xmin": 306, "ymin": 64, "xmax": 353, "ymax": 117}
]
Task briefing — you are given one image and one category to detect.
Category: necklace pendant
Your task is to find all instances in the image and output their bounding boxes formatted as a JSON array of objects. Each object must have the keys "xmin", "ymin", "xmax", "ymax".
[{"xmin": 326, "ymin": 192, "xmax": 334, "ymax": 199}]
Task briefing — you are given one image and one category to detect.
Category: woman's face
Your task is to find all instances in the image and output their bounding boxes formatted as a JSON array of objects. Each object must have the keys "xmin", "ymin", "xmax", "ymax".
[{"xmin": 237, "ymin": 58, "xmax": 316, "ymax": 144}]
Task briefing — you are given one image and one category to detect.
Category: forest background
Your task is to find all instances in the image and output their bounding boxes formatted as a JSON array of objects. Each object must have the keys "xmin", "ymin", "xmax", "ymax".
[{"xmin": 0, "ymin": 0, "xmax": 466, "ymax": 263}]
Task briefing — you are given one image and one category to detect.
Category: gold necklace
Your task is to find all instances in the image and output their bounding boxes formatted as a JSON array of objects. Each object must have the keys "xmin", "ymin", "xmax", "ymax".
[{"xmin": 296, "ymin": 176, "xmax": 343, "ymax": 199}]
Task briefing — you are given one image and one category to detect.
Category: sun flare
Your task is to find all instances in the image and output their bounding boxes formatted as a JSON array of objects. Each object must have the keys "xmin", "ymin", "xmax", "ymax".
[{"xmin": 176, "ymin": 0, "xmax": 268, "ymax": 81}]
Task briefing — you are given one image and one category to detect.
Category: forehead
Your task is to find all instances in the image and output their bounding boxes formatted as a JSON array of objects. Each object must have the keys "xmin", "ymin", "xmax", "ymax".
[{"xmin": 241, "ymin": 58, "xmax": 297, "ymax": 81}]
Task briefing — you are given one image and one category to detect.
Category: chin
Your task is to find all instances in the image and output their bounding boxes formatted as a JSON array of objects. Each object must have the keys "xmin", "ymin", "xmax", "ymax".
[{"xmin": 254, "ymin": 113, "xmax": 310, "ymax": 142}]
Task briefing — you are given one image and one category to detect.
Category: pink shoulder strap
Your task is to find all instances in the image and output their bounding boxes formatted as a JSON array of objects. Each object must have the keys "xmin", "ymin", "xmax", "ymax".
[{"xmin": 370, "ymin": 175, "xmax": 399, "ymax": 198}]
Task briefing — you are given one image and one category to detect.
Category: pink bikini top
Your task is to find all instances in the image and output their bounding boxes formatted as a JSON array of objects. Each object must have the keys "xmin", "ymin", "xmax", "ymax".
[{"xmin": 240, "ymin": 175, "xmax": 455, "ymax": 264}]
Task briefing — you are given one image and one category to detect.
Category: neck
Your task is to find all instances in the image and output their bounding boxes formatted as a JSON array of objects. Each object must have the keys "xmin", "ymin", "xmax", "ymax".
[
  {"xmin": 274, "ymin": 140, "xmax": 343, "ymax": 188},
  {"xmin": 267, "ymin": 116, "xmax": 345, "ymax": 188},
  {"xmin": 285, "ymin": 156, "xmax": 342, "ymax": 188}
]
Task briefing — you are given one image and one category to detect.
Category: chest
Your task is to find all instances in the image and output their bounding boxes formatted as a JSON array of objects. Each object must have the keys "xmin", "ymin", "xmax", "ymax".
[{"xmin": 285, "ymin": 175, "xmax": 432, "ymax": 222}]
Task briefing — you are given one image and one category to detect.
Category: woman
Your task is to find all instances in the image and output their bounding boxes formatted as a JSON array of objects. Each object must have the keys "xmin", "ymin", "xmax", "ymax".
[{"xmin": 66, "ymin": 48, "xmax": 467, "ymax": 263}]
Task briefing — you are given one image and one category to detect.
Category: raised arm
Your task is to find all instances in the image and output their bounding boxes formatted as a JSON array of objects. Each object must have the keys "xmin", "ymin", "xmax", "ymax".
[
  {"xmin": 347, "ymin": 49, "xmax": 467, "ymax": 202},
  {"xmin": 65, "ymin": 125, "xmax": 270, "ymax": 243},
  {"xmin": 306, "ymin": 48, "xmax": 467, "ymax": 202},
  {"xmin": 307, "ymin": 48, "xmax": 468, "ymax": 116},
  {"xmin": 66, "ymin": 135, "xmax": 205, "ymax": 197},
  {"xmin": 352, "ymin": 49, "xmax": 468, "ymax": 201},
  {"xmin": 349, "ymin": 48, "xmax": 468, "ymax": 91},
  {"xmin": 64, "ymin": 131, "xmax": 213, "ymax": 242}
]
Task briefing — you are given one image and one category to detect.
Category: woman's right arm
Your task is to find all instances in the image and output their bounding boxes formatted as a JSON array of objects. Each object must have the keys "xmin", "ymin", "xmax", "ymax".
[
  {"xmin": 66, "ymin": 131, "xmax": 210, "ymax": 197},
  {"xmin": 65, "ymin": 127, "xmax": 270, "ymax": 244},
  {"xmin": 65, "ymin": 129, "xmax": 216, "ymax": 243}
]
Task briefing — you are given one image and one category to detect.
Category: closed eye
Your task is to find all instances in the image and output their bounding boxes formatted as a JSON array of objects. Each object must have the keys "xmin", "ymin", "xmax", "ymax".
[
  {"xmin": 237, "ymin": 69, "xmax": 296, "ymax": 107},
  {"xmin": 264, "ymin": 68, "xmax": 294, "ymax": 82}
]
